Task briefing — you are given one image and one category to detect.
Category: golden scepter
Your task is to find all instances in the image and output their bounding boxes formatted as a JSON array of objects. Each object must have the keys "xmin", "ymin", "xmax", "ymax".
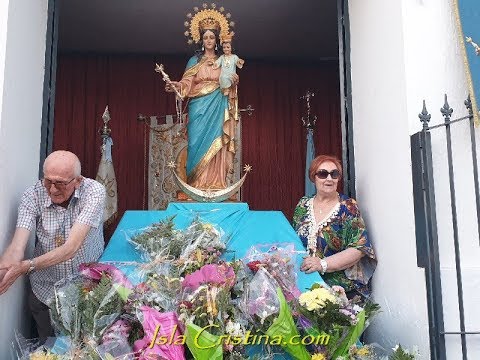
[{"xmin": 154, "ymin": 63, "xmax": 184, "ymax": 100}]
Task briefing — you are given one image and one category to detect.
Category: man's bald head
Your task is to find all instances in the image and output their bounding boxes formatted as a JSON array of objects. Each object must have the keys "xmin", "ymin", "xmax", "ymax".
[{"xmin": 43, "ymin": 150, "xmax": 81, "ymax": 177}]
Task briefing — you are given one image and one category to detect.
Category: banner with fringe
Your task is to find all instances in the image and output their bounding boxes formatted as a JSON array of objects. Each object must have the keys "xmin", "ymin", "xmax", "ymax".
[
  {"xmin": 453, "ymin": 0, "xmax": 480, "ymax": 125},
  {"xmin": 96, "ymin": 136, "xmax": 118, "ymax": 226}
]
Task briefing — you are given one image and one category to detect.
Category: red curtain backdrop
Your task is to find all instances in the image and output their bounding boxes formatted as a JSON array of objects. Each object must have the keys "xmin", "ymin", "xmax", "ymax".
[{"xmin": 53, "ymin": 54, "xmax": 341, "ymax": 235}]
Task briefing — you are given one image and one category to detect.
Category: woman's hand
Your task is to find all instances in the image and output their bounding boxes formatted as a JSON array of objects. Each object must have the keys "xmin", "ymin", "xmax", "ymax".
[
  {"xmin": 165, "ymin": 81, "xmax": 180, "ymax": 93},
  {"xmin": 301, "ymin": 256, "xmax": 323, "ymax": 274}
]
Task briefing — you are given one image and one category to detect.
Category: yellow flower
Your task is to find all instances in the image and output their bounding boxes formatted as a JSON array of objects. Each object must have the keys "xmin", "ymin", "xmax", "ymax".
[
  {"xmin": 299, "ymin": 291, "xmax": 319, "ymax": 311},
  {"xmin": 30, "ymin": 351, "xmax": 58, "ymax": 360},
  {"xmin": 311, "ymin": 353, "xmax": 327, "ymax": 360},
  {"xmin": 356, "ymin": 347, "xmax": 370, "ymax": 356},
  {"xmin": 300, "ymin": 287, "xmax": 338, "ymax": 311}
]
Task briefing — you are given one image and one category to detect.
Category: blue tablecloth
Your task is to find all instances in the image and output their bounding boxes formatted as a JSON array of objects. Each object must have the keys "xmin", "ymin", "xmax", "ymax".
[{"xmin": 100, "ymin": 202, "xmax": 323, "ymax": 291}]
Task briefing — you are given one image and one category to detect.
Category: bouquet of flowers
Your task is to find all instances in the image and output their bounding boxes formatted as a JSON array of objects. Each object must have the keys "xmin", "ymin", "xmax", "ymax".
[
  {"xmin": 180, "ymin": 262, "xmax": 237, "ymax": 360},
  {"xmin": 126, "ymin": 216, "xmax": 192, "ymax": 261},
  {"xmin": 49, "ymin": 264, "xmax": 128, "ymax": 353},
  {"xmin": 241, "ymin": 267, "xmax": 310, "ymax": 360},
  {"xmin": 243, "ymin": 244, "xmax": 301, "ymax": 301},
  {"xmin": 296, "ymin": 284, "xmax": 380, "ymax": 359},
  {"xmin": 133, "ymin": 306, "xmax": 186, "ymax": 360},
  {"xmin": 176, "ymin": 219, "xmax": 226, "ymax": 275}
]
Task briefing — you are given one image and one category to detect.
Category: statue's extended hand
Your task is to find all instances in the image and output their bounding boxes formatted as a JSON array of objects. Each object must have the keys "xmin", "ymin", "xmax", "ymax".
[{"xmin": 165, "ymin": 81, "xmax": 181, "ymax": 93}]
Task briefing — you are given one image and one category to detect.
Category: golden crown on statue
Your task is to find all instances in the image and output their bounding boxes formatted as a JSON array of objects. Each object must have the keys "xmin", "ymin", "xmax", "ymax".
[
  {"xmin": 220, "ymin": 32, "xmax": 234, "ymax": 44},
  {"xmin": 199, "ymin": 18, "xmax": 221, "ymax": 32},
  {"xmin": 184, "ymin": 3, "xmax": 235, "ymax": 45}
]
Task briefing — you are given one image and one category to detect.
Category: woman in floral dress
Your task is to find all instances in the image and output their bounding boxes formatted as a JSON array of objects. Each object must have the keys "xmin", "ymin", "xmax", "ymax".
[{"xmin": 293, "ymin": 155, "xmax": 377, "ymax": 298}]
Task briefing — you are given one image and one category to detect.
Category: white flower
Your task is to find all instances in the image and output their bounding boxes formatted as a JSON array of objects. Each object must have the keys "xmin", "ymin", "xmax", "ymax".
[{"xmin": 353, "ymin": 304, "xmax": 363, "ymax": 313}]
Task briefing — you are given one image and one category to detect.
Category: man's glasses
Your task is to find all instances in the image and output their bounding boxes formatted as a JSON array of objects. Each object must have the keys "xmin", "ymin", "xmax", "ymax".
[
  {"xmin": 315, "ymin": 169, "xmax": 340, "ymax": 179},
  {"xmin": 43, "ymin": 177, "xmax": 76, "ymax": 190}
]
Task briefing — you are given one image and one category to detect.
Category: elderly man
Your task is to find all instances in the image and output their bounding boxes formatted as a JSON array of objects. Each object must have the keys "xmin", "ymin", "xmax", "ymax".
[{"xmin": 0, "ymin": 150, "xmax": 106, "ymax": 342}]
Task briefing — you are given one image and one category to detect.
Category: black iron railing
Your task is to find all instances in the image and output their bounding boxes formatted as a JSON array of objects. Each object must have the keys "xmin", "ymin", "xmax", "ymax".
[{"xmin": 411, "ymin": 95, "xmax": 480, "ymax": 360}]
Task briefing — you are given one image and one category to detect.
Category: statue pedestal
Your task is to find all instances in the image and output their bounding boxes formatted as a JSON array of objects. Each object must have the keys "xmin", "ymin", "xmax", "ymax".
[{"xmin": 176, "ymin": 190, "xmax": 239, "ymax": 202}]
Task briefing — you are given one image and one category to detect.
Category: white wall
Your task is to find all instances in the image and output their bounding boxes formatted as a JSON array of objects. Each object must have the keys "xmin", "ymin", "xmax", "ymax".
[
  {"xmin": 348, "ymin": 0, "xmax": 430, "ymax": 357},
  {"xmin": 349, "ymin": 0, "xmax": 480, "ymax": 358},
  {"xmin": 402, "ymin": 0, "xmax": 480, "ymax": 357},
  {"xmin": 0, "ymin": 0, "xmax": 49, "ymax": 356}
]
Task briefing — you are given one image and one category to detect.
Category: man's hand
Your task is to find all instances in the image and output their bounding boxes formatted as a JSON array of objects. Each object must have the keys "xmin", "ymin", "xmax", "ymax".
[{"xmin": 0, "ymin": 261, "xmax": 28, "ymax": 295}]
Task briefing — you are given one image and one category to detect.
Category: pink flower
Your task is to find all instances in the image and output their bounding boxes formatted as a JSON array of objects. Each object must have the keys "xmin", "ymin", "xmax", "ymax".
[
  {"xmin": 182, "ymin": 263, "xmax": 236, "ymax": 290},
  {"xmin": 134, "ymin": 306, "xmax": 185, "ymax": 360},
  {"xmin": 79, "ymin": 263, "xmax": 133, "ymax": 289}
]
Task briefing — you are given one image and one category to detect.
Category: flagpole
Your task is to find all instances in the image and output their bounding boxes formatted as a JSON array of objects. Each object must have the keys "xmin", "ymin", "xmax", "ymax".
[{"xmin": 301, "ymin": 91, "xmax": 317, "ymax": 197}]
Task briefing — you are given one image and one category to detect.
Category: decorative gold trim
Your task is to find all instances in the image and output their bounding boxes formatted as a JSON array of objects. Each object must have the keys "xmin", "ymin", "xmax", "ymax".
[
  {"xmin": 190, "ymin": 82, "xmax": 220, "ymax": 98},
  {"xmin": 453, "ymin": 0, "xmax": 479, "ymax": 126},
  {"xmin": 187, "ymin": 137, "xmax": 223, "ymax": 183},
  {"xmin": 182, "ymin": 61, "xmax": 202, "ymax": 79},
  {"xmin": 168, "ymin": 161, "xmax": 251, "ymax": 203}
]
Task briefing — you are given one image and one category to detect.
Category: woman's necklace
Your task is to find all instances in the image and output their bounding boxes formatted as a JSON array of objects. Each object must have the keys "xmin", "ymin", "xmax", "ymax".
[
  {"xmin": 314, "ymin": 193, "xmax": 339, "ymax": 214},
  {"xmin": 306, "ymin": 195, "xmax": 341, "ymax": 253}
]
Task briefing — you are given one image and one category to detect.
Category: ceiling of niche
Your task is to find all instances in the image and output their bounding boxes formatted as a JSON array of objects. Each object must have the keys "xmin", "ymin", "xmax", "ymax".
[{"xmin": 58, "ymin": 0, "xmax": 339, "ymax": 61}]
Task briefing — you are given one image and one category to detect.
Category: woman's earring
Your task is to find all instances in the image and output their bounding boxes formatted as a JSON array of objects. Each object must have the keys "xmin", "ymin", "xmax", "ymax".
[
  {"xmin": 202, "ymin": 45, "xmax": 205, "ymax": 51},
  {"xmin": 215, "ymin": 44, "xmax": 218, "ymax": 51}
]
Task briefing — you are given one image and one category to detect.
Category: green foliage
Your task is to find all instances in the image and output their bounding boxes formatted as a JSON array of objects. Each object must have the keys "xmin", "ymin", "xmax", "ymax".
[
  {"xmin": 299, "ymin": 300, "xmax": 352, "ymax": 334},
  {"xmin": 78, "ymin": 275, "xmax": 124, "ymax": 340},
  {"xmin": 127, "ymin": 318, "xmax": 145, "ymax": 345},
  {"xmin": 389, "ymin": 345, "xmax": 417, "ymax": 360},
  {"xmin": 363, "ymin": 300, "xmax": 382, "ymax": 321},
  {"xmin": 130, "ymin": 215, "xmax": 180, "ymax": 258}
]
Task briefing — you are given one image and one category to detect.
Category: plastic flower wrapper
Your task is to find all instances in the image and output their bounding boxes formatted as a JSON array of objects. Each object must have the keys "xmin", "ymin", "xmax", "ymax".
[
  {"xmin": 239, "ymin": 267, "xmax": 310, "ymax": 360},
  {"xmin": 79, "ymin": 263, "xmax": 134, "ymax": 292},
  {"xmin": 50, "ymin": 271, "xmax": 126, "ymax": 346},
  {"xmin": 11, "ymin": 330, "xmax": 53, "ymax": 360},
  {"xmin": 346, "ymin": 343, "xmax": 379, "ymax": 360},
  {"xmin": 265, "ymin": 288, "xmax": 311, "ymax": 360},
  {"xmin": 179, "ymin": 263, "xmax": 237, "ymax": 360},
  {"xmin": 133, "ymin": 306, "xmax": 186, "ymax": 360},
  {"xmin": 182, "ymin": 263, "xmax": 236, "ymax": 290},
  {"xmin": 177, "ymin": 218, "xmax": 226, "ymax": 270},
  {"xmin": 124, "ymin": 215, "xmax": 188, "ymax": 261},
  {"xmin": 184, "ymin": 322, "xmax": 222, "ymax": 360},
  {"xmin": 94, "ymin": 318, "xmax": 135, "ymax": 360},
  {"xmin": 179, "ymin": 264, "xmax": 236, "ymax": 328},
  {"xmin": 243, "ymin": 244, "xmax": 301, "ymax": 301},
  {"xmin": 296, "ymin": 283, "xmax": 380, "ymax": 358},
  {"xmin": 240, "ymin": 267, "xmax": 279, "ymax": 329},
  {"xmin": 126, "ymin": 261, "xmax": 182, "ymax": 314}
]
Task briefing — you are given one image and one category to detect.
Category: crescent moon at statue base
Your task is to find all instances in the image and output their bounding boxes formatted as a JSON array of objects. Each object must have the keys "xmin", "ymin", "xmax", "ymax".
[{"xmin": 167, "ymin": 162, "xmax": 252, "ymax": 203}]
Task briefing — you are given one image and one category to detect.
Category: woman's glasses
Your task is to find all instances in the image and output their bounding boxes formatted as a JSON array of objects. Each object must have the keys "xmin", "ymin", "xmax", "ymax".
[{"xmin": 315, "ymin": 169, "xmax": 340, "ymax": 179}]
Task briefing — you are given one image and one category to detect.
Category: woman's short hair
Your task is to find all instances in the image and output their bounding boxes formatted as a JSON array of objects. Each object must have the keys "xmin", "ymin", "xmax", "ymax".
[{"xmin": 308, "ymin": 155, "xmax": 343, "ymax": 182}]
